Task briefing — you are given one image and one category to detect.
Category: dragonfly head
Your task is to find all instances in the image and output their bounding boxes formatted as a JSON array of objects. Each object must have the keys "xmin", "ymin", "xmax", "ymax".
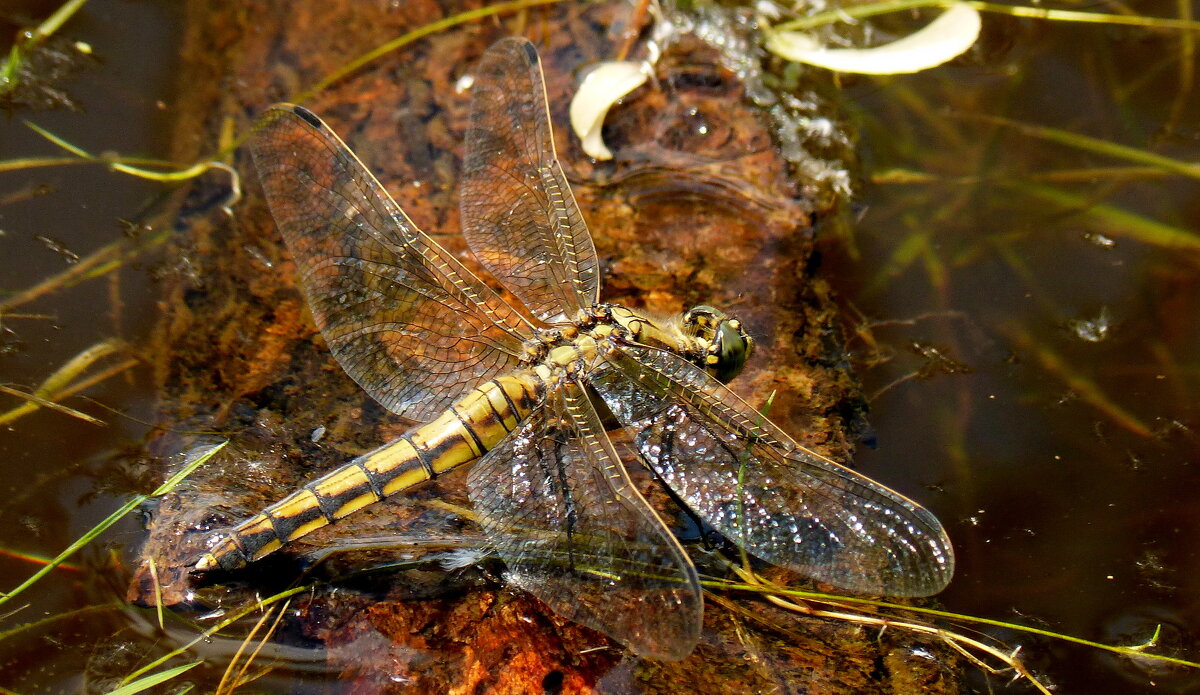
[{"xmin": 682, "ymin": 305, "xmax": 754, "ymax": 383}]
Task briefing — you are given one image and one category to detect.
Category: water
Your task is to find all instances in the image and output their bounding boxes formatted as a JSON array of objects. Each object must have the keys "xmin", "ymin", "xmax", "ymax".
[
  {"xmin": 0, "ymin": 0, "xmax": 183, "ymax": 690},
  {"xmin": 826, "ymin": 5, "xmax": 1200, "ymax": 691},
  {"xmin": 1, "ymin": 1, "xmax": 1198, "ymax": 693}
]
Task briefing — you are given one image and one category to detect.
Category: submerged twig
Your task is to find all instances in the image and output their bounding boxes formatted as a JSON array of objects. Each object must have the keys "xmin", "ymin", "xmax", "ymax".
[
  {"xmin": 0, "ymin": 338, "xmax": 135, "ymax": 427},
  {"xmin": 121, "ymin": 583, "xmax": 310, "ymax": 687},
  {"xmin": 710, "ymin": 571, "xmax": 1200, "ymax": 672},
  {"xmin": 957, "ymin": 113, "xmax": 1200, "ymax": 181},
  {"xmin": 0, "ymin": 384, "xmax": 104, "ymax": 425},
  {"xmin": 1006, "ymin": 326, "xmax": 1154, "ymax": 437},
  {"xmin": 0, "ymin": 225, "xmax": 172, "ymax": 313},
  {"xmin": 728, "ymin": 565, "xmax": 1052, "ymax": 691},
  {"xmin": 24, "ymin": 121, "xmax": 242, "ymax": 189},
  {"xmin": 1008, "ymin": 182, "xmax": 1200, "ymax": 251},
  {"xmin": 0, "ymin": 602, "xmax": 123, "ymax": 643}
]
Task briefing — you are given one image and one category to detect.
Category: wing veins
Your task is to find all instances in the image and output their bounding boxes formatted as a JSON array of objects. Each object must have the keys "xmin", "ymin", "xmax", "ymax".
[
  {"xmin": 465, "ymin": 380, "xmax": 702, "ymax": 659},
  {"xmin": 594, "ymin": 343, "xmax": 955, "ymax": 596},
  {"xmin": 460, "ymin": 37, "xmax": 600, "ymax": 323},
  {"xmin": 280, "ymin": 120, "xmax": 532, "ymax": 348}
]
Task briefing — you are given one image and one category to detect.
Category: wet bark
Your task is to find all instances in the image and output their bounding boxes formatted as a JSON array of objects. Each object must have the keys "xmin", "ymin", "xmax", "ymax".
[{"xmin": 128, "ymin": 1, "xmax": 961, "ymax": 692}]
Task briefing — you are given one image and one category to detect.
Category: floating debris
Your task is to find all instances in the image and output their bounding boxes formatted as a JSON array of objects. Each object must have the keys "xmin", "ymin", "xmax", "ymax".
[
  {"xmin": 1083, "ymin": 231, "xmax": 1117, "ymax": 249},
  {"xmin": 569, "ymin": 60, "xmax": 651, "ymax": 160},
  {"xmin": 764, "ymin": 3, "xmax": 981, "ymax": 75},
  {"xmin": 1068, "ymin": 306, "xmax": 1112, "ymax": 343},
  {"xmin": 34, "ymin": 233, "xmax": 80, "ymax": 264}
]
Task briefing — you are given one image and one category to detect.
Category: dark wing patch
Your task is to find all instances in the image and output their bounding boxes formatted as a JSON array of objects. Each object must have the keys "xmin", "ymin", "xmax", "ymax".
[{"xmin": 467, "ymin": 381, "xmax": 701, "ymax": 660}]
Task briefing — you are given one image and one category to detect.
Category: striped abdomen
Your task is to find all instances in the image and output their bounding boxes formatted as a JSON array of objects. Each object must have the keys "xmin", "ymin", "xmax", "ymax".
[{"xmin": 195, "ymin": 371, "xmax": 544, "ymax": 572}]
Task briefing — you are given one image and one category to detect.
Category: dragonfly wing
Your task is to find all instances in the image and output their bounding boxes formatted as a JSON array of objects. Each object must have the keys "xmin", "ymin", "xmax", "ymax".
[
  {"xmin": 467, "ymin": 381, "xmax": 701, "ymax": 660},
  {"xmin": 592, "ymin": 344, "xmax": 955, "ymax": 597},
  {"xmin": 461, "ymin": 37, "xmax": 600, "ymax": 324},
  {"xmin": 250, "ymin": 105, "xmax": 532, "ymax": 421}
]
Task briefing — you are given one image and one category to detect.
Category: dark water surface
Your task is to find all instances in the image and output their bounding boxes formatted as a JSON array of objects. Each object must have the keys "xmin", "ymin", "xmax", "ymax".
[
  {"xmin": 1, "ymin": 0, "xmax": 184, "ymax": 691},
  {"xmin": 828, "ymin": 6, "xmax": 1200, "ymax": 692},
  {"xmin": 1, "ymin": 1, "xmax": 1198, "ymax": 693}
]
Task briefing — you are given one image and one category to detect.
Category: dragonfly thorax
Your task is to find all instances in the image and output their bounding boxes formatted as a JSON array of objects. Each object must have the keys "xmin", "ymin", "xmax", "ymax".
[{"xmin": 578, "ymin": 303, "xmax": 755, "ymax": 385}]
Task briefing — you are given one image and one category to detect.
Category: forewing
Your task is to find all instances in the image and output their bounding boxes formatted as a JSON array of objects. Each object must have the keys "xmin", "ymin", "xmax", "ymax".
[
  {"xmin": 467, "ymin": 382, "xmax": 701, "ymax": 660},
  {"xmin": 461, "ymin": 37, "xmax": 600, "ymax": 324},
  {"xmin": 249, "ymin": 105, "xmax": 532, "ymax": 421},
  {"xmin": 592, "ymin": 344, "xmax": 955, "ymax": 597}
]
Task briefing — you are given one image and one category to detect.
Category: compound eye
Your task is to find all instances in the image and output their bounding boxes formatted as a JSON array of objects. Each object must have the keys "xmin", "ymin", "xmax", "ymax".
[
  {"xmin": 683, "ymin": 305, "xmax": 753, "ymax": 382},
  {"xmin": 711, "ymin": 319, "xmax": 752, "ymax": 383}
]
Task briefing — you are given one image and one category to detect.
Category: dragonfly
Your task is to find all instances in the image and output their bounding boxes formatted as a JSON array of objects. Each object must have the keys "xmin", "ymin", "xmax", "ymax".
[{"xmin": 196, "ymin": 37, "xmax": 954, "ymax": 660}]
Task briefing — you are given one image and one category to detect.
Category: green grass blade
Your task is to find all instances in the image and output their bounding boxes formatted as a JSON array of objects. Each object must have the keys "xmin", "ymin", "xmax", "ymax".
[
  {"xmin": 0, "ymin": 0, "xmax": 91, "ymax": 92},
  {"xmin": 105, "ymin": 660, "xmax": 202, "ymax": 695},
  {"xmin": 0, "ymin": 441, "xmax": 225, "ymax": 607},
  {"xmin": 122, "ymin": 585, "xmax": 310, "ymax": 685},
  {"xmin": 703, "ymin": 577, "xmax": 1200, "ymax": 671},
  {"xmin": 34, "ymin": 0, "xmax": 92, "ymax": 42}
]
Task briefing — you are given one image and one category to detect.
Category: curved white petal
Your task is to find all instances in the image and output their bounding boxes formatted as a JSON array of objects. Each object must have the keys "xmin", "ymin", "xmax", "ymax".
[
  {"xmin": 765, "ymin": 3, "xmax": 981, "ymax": 75},
  {"xmin": 569, "ymin": 61, "xmax": 650, "ymax": 160}
]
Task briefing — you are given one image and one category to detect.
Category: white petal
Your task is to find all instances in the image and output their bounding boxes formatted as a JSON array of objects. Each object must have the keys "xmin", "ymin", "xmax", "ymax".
[
  {"xmin": 569, "ymin": 61, "xmax": 650, "ymax": 160},
  {"xmin": 765, "ymin": 3, "xmax": 982, "ymax": 75}
]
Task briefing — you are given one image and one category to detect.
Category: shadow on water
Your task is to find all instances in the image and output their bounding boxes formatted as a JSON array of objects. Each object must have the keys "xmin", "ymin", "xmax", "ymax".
[{"xmin": 1, "ymin": 1, "xmax": 1198, "ymax": 693}]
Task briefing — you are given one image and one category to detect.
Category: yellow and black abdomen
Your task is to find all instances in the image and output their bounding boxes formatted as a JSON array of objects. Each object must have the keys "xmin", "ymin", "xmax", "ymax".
[{"xmin": 195, "ymin": 370, "xmax": 545, "ymax": 572}]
